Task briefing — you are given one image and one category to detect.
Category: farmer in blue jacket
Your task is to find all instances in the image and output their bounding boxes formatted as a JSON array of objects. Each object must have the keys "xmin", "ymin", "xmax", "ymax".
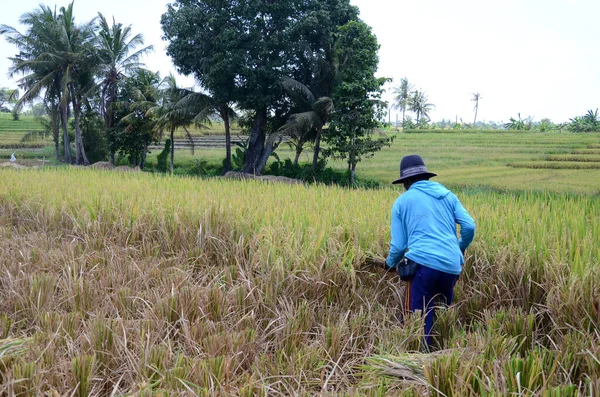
[{"xmin": 385, "ymin": 155, "xmax": 476, "ymax": 348}]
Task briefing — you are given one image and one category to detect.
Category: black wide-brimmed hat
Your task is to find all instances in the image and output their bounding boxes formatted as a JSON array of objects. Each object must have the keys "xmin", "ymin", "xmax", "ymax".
[{"xmin": 392, "ymin": 154, "xmax": 437, "ymax": 184}]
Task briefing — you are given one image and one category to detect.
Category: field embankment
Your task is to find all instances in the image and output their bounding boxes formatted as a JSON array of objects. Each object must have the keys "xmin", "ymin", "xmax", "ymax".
[{"xmin": 0, "ymin": 169, "xmax": 599, "ymax": 395}]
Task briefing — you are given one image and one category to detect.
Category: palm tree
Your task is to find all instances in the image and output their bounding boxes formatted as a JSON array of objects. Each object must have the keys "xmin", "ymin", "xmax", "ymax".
[
  {"xmin": 148, "ymin": 74, "xmax": 201, "ymax": 174},
  {"xmin": 1, "ymin": 5, "xmax": 73, "ymax": 162},
  {"xmin": 279, "ymin": 78, "xmax": 334, "ymax": 168},
  {"xmin": 472, "ymin": 92, "xmax": 482, "ymax": 124},
  {"xmin": 57, "ymin": 2, "xmax": 98, "ymax": 165},
  {"xmin": 96, "ymin": 13, "xmax": 153, "ymax": 164},
  {"xmin": 392, "ymin": 78, "xmax": 413, "ymax": 123},
  {"xmin": 408, "ymin": 90, "xmax": 435, "ymax": 125},
  {"xmin": 2, "ymin": 2, "xmax": 96, "ymax": 165},
  {"xmin": 0, "ymin": 88, "xmax": 19, "ymax": 110},
  {"xmin": 119, "ymin": 69, "xmax": 163, "ymax": 168},
  {"xmin": 175, "ymin": 92, "xmax": 237, "ymax": 173}
]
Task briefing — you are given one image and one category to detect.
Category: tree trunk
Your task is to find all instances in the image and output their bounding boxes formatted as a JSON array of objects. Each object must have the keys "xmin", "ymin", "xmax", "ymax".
[
  {"xmin": 54, "ymin": 133, "xmax": 60, "ymax": 160},
  {"xmin": 106, "ymin": 84, "xmax": 116, "ymax": 166},
  {"xmin": 60, "ymin": 103, "xmax": 72, "ymax": 164},
  {"xmin": 293, "ymin": 146, "xmax": 302, "ymax": 166},
  {"xmin": 51, "ymin": 106, "xmax": 60, "ymax": 160},
  {"xmin": 140, "ymin": 140, "xmax": 148, "ymax": 170},
  {"xmin": 70, "ymin": 87, "xmax": 89, "ymax": 166},
  {"xmin": 256, "ymin": 131, "xmax": 283, "ymax": 174},
  {"xmin": 74, "ymin": 115, "xmax": 88, "ymax": 165},
  {"xmin": 170, "ymin": 129, "xmax": 175, "ymax": 175},
  {"xmin": 221, "ymin": 106, "xmax": 232, "ymax": 173},
  {"xmin": 312, "ymin": 127, "xmax": 322, "ymax": 171},
  {"xmin": 242, "ymin": 107, "xmax": 267, "ymax": 175},
  {"xmin": 350, "ymin": 130, "xmax": 356, "ymax": 185}
]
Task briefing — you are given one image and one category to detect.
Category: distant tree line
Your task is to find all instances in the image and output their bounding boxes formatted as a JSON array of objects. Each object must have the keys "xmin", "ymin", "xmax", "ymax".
[{"xmin": 390, "ymin": 78, "xmax": 600, "ymax": 133}]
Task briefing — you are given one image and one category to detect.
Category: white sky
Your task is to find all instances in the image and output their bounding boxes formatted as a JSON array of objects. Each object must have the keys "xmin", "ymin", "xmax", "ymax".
[{"xmin": 1, "ymin": 0, "xmax": 599, "ymax": 123}]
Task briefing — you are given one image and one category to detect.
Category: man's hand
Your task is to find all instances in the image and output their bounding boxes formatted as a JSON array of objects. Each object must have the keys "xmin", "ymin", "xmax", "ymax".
[{"xmin": 364, "ymin": 255, "xmax": 396, "ymax": 271}]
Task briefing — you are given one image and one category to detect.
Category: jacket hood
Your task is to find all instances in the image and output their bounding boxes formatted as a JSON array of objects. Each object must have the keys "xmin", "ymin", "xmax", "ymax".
[{"xmin": 410, "ymin": 181, "xmax": 451, "ymax": 199}]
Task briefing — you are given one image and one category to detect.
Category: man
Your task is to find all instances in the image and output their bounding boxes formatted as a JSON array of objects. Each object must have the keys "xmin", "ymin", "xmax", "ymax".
[{"xmin": 385, "ymin": 154, "xmax": 475, "ymax": 348}]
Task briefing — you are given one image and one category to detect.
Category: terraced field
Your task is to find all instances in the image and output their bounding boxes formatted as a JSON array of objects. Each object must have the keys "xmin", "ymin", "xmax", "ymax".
[
  {"xmin": 354, "ymin": 131, "xmax": 600, "ymax": 194},
  {"xmin": 0, "ymin": 113, "xmax": 48, "ymax": 149}
]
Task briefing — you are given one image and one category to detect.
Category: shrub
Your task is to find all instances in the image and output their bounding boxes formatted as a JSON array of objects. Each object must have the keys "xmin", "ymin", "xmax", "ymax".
[{"xmin": 265, "ymin": 158, "xmax": 382, "ymax": 188}]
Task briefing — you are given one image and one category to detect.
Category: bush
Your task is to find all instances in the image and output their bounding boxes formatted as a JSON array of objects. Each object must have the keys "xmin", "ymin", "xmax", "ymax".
[
  {"xmin": 265, "ymin": 159, "xmax": 382, "ymax": 188},
  {"xmin": 172, "ymin": 159, "xmax": 223, "ymax": 177}
]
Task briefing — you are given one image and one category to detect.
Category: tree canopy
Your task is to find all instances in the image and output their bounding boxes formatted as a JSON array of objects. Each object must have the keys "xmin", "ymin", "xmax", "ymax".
[{"xmin": 161, "ymin": 0, "xmax": 374, "ymax": 175}]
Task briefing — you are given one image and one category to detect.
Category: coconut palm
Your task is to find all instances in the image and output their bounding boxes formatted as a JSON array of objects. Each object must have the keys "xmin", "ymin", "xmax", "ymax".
[
  {"xmin": 279, "ymin": 77, "xmax": 334, "ymax": 167},
  {"xmin": 1, "ymin": 5, "xmax": 73, "ymax": 162},
  {"xmin": 392, "ymin": 78, "xmax": 413, "ymax": 122},
  {"xmin": 147, "ymin": 75, "xmax": 203, "ymax": 174},
  {"xmin": 119, "ymin": 69, "xmax": 163, "ymax": 168},
  {"xmin": 408, "ymin": 90, "xmax": 435, "ymax": 125},
  {"xmin": 55, "ymin": 2, "xmax": 98, "ymax": 165},
  {"xmin": 472, "ymin": 92, "xmax": 482, "ymax": 124},
  {"xmin": 175, "ymin": 91, "xmax": 237, "ymax": 173},
  {"xmin": 96, "ymin": 13, "xmax": 153, "ymax": 163},
  {"xmin": 0, "ymin": 88, "xmax": 19, "ymax": 110},
  {"xmin": 2, "ymin": 2, "xmax": 97, "ymax": 164}
]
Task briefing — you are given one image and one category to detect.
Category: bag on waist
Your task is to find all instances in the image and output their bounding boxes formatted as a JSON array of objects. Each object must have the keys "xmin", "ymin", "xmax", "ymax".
[{"xmin": 398, "ymin": 257, "xmax": 418, "ymax": 281}]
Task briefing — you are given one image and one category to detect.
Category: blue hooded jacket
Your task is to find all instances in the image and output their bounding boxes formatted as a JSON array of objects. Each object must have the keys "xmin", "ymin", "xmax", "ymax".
[{"xmin": 385, "ymin": 180, "xmax": 476, "ymax": 275}]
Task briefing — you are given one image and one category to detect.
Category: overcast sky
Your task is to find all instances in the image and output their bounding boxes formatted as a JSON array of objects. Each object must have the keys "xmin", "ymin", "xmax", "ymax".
[{"xmin": 1, "ymin": 0, "xmax": 599, "ymax": 123}]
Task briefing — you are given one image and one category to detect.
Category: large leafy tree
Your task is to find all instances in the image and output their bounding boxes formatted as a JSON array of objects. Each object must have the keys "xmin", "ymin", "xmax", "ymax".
[
  {"xmin": 326, "ymin": 21, "xmax": 392, "ymax": 184},
  {"xmin": 96, "ymin": 13, "xmax": 153, "ymax": 164},
  {"xmin": 162, "ymin": 0, "xmax": 359, "ymax": 175}
]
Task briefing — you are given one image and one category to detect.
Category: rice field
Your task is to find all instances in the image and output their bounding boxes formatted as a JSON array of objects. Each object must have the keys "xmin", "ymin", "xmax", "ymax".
[
  {"xmin": 354, "ymin": 131, "xmax": 600, "ymax": 194},
  {"xmin": 0, "ymin": 113, "xmax": 49, "ymax": 148},
  {"xmin": 1, "ymin": 168, "xmax": 599, "ymax": 395}
]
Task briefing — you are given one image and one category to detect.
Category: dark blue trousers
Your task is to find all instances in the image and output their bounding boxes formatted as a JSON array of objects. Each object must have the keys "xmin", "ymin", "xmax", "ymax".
[{"xmin": 407, "ymin": 264, "xmax": 459, "ymax": 348}]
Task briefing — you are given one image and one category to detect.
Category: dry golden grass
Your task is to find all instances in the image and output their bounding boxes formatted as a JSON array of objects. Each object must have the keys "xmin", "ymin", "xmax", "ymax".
[{"xmin": 0, "ymin": 168, "xmax": 599, "ymax": 395}]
